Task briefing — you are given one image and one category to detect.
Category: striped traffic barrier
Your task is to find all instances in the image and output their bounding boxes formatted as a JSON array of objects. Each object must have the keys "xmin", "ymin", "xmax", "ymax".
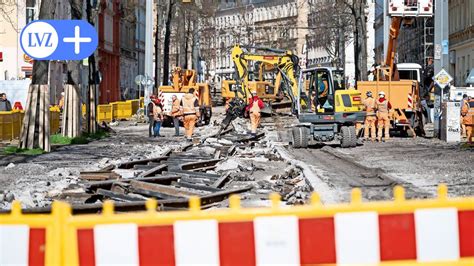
[
  {"xmin": 60, "ymin": 185, "xmax": 473, "ymax": 266},
  {"xmin": 0, "ymin": 202, "xmax": 62, "ymax": 266}
]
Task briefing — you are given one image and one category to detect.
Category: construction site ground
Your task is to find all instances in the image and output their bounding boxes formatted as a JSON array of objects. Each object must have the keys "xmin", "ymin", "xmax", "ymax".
[{"xmin": 0, "ymin": 107, "xmax": 472, "ymax": 211}]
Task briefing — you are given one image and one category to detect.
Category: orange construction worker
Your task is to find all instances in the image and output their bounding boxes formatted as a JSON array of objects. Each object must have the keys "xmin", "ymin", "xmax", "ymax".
[
  {"xmin": 363, "ymin": 91, "xmax": 377, "ymax": 141},
  {"xmin": 171, "ymin": 95, "xmax": 182, "ymax": 136},
  {"xmin": 180, "ymin": 88, "xmax": 200, "ymax": 141},
  {"xmin": 460, "ymin": 94, "xmax": 469, "ymax": 138},
  {"xmin": 461, "ymin": 97, "xmax": 474, "ymax": 142},
  {"xmin": 246, "ymin": 90, "xmax": 264, "ymax": 136},
  {"xmin": 376, "ymin": 91, "xmax": 392, "ymax": 142}
]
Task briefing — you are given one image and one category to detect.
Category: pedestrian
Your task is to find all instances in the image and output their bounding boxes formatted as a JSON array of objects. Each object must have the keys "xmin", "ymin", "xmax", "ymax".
[
  {"xmin": 376, "ymin": 91, "xmax": 392, "ymax": 142},
  {"xmin": 246, "ymin": 90, "xmax": 264, "ymax": 136},
  {"xmin": 171, "ymin": 95, "xmax": 182, "ymax": 136},
  {"xmin": 461, "ymin": 96, "xmax": 474, "ymax": 142},
  {"xmin": 180, "ymin": 88, "xmax": 200, "ymax": 141},
  {"xmin": 152, "ymin": 98, "xmax": 164, "ymax": 137},
  {"xmin": 363, "ymin": 91, "xmax": 377, "ymax": 141},
  {"xmin": 58, "ymin": 92, "xmax": 65, "ymax": 112},
  {"xmin": 147, "ymin": 95, "xmax": 156, "ymax": 137},
  {"xmin": 461, "ymin": 94, "xmax": 469, "ymax": 138},
  {"xmin": 0, "ymin": 93, "xmax": 12, "ymax": 111}
]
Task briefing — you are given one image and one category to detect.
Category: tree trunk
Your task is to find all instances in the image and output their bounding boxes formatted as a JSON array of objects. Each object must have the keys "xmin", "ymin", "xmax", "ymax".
[
  {"xmin": 178, "ymin": 8, "xmax": 187, "ymax": 68},
  {"xmin": 86, "ymin": 0, "xmax": 97, "ymax": 133},
  {"xmin": 353, "ymin": 0, "xmax": 368, "ymax": 81},
  {"xmin": 19, "ymin": 0, "xmax": 55, "ymax": 151},
  {"xmin": 62, "ymin": 0, "xmax": 84, "ymax": 138},
  {"xmin": 162, "ymin": 0, "xmax": 173, "ymax": 85},
  {"xmin": 191, "ymin": 20, "xmax": 201, "ymax": 81},
  {"xmin": 184, "ymin": 14, "xmax": 192, "ymax": 69},
  {"xmin": 155, "ymin": 0, "xmax": 162, "ymax": 88}
]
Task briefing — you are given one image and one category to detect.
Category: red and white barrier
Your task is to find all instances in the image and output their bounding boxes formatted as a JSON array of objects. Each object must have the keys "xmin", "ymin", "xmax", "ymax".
[
  {"xmin": 407, "ymin": 92, "xmax": 413, "ymax": 111},
  {"xmin": 75, "ymin": 208, "xmax": 474, "ymax": 265},
  {"xmin": 0, "ymin": 225, "xmax": 46, "ymax": 265}
]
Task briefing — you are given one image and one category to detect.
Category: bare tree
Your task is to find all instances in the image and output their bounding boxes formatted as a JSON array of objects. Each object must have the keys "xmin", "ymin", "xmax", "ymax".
[
  {"xmin": 344, "ymin": 0, "xmax": 368, "ymax": 81},
  {"xmin": 162, "ymin": 0, "xmax": 176, "ymax": 85},
  {"xmin": 308, "ymin": 0, "xmax": 353, "ymax": 69}
]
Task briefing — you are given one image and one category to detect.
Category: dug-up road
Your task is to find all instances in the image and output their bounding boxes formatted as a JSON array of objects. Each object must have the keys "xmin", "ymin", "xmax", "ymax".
[{"xmin": 263, "ymin": 115, "xmax": 473, "ymax": 204}]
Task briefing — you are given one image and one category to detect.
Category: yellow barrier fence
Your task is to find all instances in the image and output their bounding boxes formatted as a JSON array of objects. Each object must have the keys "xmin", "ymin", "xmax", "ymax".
[
  {"xmin": 2, "ymin": 185, "xmax": 471, "ymax": 265},
  {"xmin": 0, "ymin": 109, "xmax": 60, "ymax": 141},
  {"xmin": 97, "ymin": 104, "xmax": 113, "ymax": 123},
  {"xmin": 128, "ymin": 99, "xmax": 140, "ymax": 116},
  {"xmin": 111, "ymin": 101, "xmax": 133, "ymax": 120}
]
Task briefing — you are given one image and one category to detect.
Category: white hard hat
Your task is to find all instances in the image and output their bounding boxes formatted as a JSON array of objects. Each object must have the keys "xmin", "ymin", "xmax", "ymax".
[
  {"xmin": 61, "ymin": 92, "xmax": 65, "ymax": 96},
  {"xmin": 378, "ymin": 91, "xmax": 385, "ymax": 96}
]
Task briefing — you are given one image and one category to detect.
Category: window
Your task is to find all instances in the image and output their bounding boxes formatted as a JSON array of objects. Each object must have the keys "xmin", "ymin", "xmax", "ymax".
[{"xmin": 26, "ymin": 7, "xmax": 35, "ymax": 24}]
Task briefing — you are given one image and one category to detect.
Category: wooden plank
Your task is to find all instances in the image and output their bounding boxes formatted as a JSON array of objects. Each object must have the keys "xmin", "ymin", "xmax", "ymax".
[
  {"xmin": 128, "ymin": 187, "xmax": 179, "ymax": 200},
  {"xmin": 71, "ymin": 85, "xmax": 77, "ymax": 137},
  {"xmin": 38, "ymin": 85, "xmax": 45, "ymax": 150},
  {"xmin": 177, "ymin": 181, "xmax": 221, "ymax": 192},
  {"xmin": 86, "ymin": 175, "xmax": 180, "ymax": 191},
  {"xmin": 212, "ymin": 172, "xmax": 231, "ymax": 188},
  {"xmin": 117, "ymin": 156, "xmax": 168, "ymax": 169},
  {"xmin": 129, "ymin": 180, "xmax": 202, "ymax": 198},
  {"xmin": 20, "ymin": 85, "xmax": 33, "ymax": 148},
  {"xmin": 67, "ymin": 85, "xmax": 73, "ymax": 137},
  {"xmin": 138, "ymin": 164, "xmax": 168, "ymax": 177},
  {"xmin": 43, "ymin": 85, "xmax": 50, "ymax": 152},
  {"xmin": 89, "ymin": 85, "xmax": 96, "ymax": 133},
  {"xmin": 27, "ymin": 85, "xmax": 39, "ymax": 149},
  {"xmin": 179, "ymin": 159, "xmax": 221, "ymax": 171},
  {"xmin": 80, "ymin": 172, "xmax": 121, "ymax": 181},
  {"xmin": 96, "ymin": 189, "xmax": 145, "ymax": 202},
  {"xmin": 61, "ymin": 85, "xmax": 67, "ymax": 136},
  {"xmin": 75, "ymin": 86, "xmax": 81, "ymax": 136}
]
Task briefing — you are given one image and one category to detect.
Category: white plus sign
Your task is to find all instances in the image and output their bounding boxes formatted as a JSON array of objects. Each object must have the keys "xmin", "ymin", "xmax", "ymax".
[{"xmin": 63, "ymin": 26, "xmax": 92, "ymax": 54}]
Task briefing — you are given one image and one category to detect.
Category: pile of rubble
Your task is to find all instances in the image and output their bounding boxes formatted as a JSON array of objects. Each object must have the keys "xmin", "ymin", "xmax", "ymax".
[{"xmin": 0, "ymin": 116, "xmax": 314, "ymax": 212}]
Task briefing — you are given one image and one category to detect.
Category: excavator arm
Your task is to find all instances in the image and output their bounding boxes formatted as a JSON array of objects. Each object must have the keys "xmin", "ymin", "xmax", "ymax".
[
  {"xmin": 218, "ymin": 45, "xmax": 301, "ymax": 136},
  {"xmin": 231, "ymin": 45, "xmax": 300, "ymax": 107}
]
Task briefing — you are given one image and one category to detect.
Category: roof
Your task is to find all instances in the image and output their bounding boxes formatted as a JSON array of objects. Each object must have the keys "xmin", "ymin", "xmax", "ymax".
[
  {"xmin": 397, "ymin": 63, "xmax": 422, "ymax": 70},
  {"xmin": 303, "ymin": 67, "xmax": 343, "ymax": 73}
]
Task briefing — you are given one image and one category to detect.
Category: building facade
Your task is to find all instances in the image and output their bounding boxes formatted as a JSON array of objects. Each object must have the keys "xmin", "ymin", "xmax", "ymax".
[
  {"xmin": 199, "ymin": 0, "xmax": 302, "ymax": 84},
  {"xmin": 449, "ymin": 0, "xmax": 474, "ymax": 86}
]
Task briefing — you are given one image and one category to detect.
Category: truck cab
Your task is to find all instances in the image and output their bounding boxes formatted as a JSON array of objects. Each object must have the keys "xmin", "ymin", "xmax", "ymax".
[{"xmin": 397, "ymin": 63, "xmax": 422, "ymax": 83}]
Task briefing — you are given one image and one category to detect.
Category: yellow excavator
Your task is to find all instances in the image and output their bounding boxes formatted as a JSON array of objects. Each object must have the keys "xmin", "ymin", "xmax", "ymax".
[{"xmin": 218, "ymin": 45, "xmax": 301, "ymax": 134}]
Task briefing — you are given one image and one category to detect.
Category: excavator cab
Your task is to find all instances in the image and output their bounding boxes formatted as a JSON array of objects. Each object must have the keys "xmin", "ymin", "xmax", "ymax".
[{"xmin": 291, "ymin": 67, "xmax": 365, "ymax": 148}]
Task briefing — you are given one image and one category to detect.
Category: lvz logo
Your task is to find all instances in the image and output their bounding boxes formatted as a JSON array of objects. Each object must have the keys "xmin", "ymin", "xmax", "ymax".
[
  {"xmin": 20, "ymin": 20, "xmax": 98, "ymax": 60},
  {"xmin": 28, "ymin": 32, "xmax": 54, "ymax": 47}
]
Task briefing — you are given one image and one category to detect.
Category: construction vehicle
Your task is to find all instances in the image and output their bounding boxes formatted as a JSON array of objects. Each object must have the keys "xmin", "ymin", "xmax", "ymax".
[
  {"xmin": 222, "ymin": 45, "xmax": 300, "ymax": 111},
  {"xmin": 217, "ymin": 45, "xmax": 300, "ymax": 134},
  {"xmin": 291, "ymin": 67, "xmax": 365, "ymax": 148},
  {"xmin": 357, "ymin": 0, "xmax": 433, "ymax": 137},
  {"xmin": 159, "ymin": 67, "xmax": 212, "ymax": 126}
]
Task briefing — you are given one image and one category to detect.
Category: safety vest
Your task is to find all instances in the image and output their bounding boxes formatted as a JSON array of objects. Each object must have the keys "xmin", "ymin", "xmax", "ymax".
[
  {"xmin": 250, "ymin": 99, "xmax": 261, "ymax": 114},
  {"xmin": 153, "ymin": 103, "xmax": 162, "ymax": 121},
  {"xmin": 363, "ymin": 97, "xmax": 376, "ymax": 115},
  {"xmin": 182, "ymin": 94, "xmax": 198, "ymax": 115},
  {"xmin": 171, "ymin": 99, "xmax": 181, "ymax": 117},
  {"xmin": 462, "ymin": 99, "xmax": 474, "ymax": 125},
  {"xmin": 377, "ymin": 99, "xmax": 389, "ymax": 114}
]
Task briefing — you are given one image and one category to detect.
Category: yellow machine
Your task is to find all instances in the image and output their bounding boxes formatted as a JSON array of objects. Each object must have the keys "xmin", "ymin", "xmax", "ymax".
[
  {"xmin": 291, "ymin": 67, "xmax": 365, "ymax": 148},
  {"xmin": 158, "ymin": 67, "xmax": 212, "ymax": 125},
  {"xmin": 357, "ymin": 1, "xmax": 433, "ymax": 137},
  {"xmin": 222, "ymin": 45, "xmax": 300, "ymax": 112}
]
